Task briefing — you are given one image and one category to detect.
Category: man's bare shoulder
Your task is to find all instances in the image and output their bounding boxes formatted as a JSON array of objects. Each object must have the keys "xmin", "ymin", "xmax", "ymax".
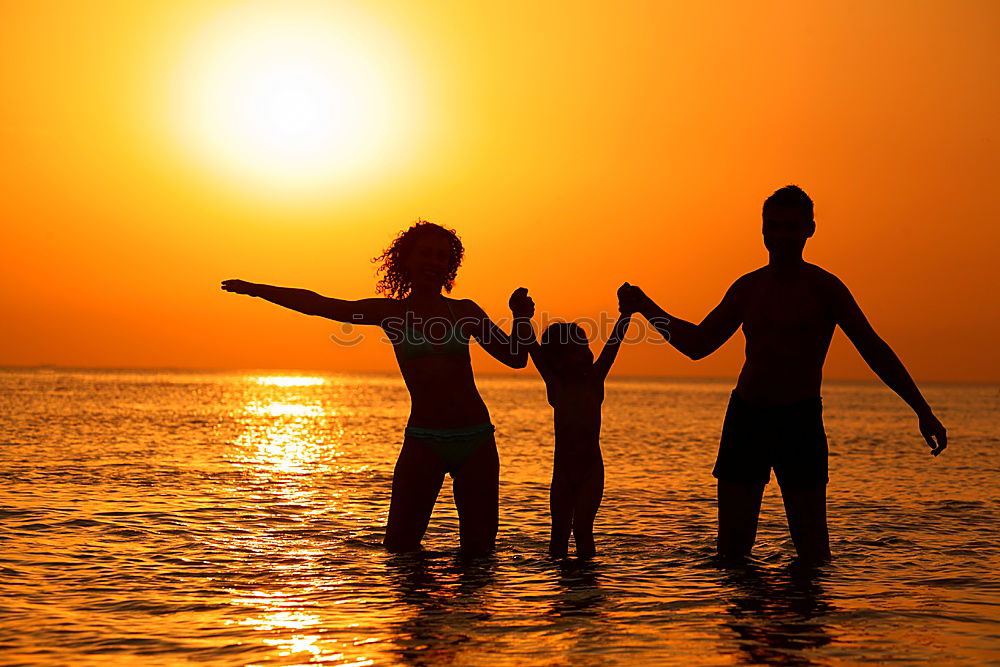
[
  {"xmin": 802, "ymin": 264, "xmax": 854, "ymax": 304},
  {"xmin": 714, "ymin": 269, "xmax": 764, "ymax": 311},
  {"xmin": 730, "ymin": 268, "xmax": 767, "ymax": 292},
  {"xmin": 803, "ymin": 263, "xmax": 848, "ymax": 287}
]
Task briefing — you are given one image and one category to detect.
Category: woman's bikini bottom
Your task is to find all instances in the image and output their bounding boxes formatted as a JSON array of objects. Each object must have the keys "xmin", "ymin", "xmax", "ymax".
[{"xmin": 404, "ymin": 423, "xmax": 496, "ymax": 475}]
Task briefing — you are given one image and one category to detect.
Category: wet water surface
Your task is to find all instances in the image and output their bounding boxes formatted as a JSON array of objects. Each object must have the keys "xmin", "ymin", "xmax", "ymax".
[{"xmin": 1, "ymin": 370, "xmax": 998, "ymax": 664}]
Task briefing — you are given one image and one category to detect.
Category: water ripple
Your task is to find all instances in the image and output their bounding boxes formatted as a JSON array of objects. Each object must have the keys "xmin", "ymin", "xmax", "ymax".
[{"xmin": 0, "ymin": 371, "xmax": 997, "ymax": 665}]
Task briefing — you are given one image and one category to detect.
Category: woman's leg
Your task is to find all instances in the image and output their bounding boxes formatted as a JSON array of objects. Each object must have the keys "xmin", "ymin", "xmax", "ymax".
[
  {"xmin": 452, "ymin": 436, "xmax": 499, "ymax": 556},
  {"xmin": 384, "ymin": 438, "xmax": 446, "ymax": 553},
  {"xmin": 571, "ymin": 465, "xmax": 604, "ymax": 558}
]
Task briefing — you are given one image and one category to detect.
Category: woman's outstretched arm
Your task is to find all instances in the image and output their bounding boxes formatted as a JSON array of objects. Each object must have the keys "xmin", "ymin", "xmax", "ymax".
[
  {"xmin": 463, "ymin": 288, "xmax": 534, "ymax": 369},
  {"xmin": 221, "ymin": 279, "xmax": 391, "ymax": 325}
]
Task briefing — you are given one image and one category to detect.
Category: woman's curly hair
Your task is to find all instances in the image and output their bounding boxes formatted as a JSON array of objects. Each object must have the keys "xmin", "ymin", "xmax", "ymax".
[{"xmin": 373, "ymin": 220, "xmax": 464, "ymax": 299}]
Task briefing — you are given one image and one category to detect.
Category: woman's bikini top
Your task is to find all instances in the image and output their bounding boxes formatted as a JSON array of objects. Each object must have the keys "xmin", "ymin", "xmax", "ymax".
[{"xmin": 395, "ymin": 299, "xmax": 470, "ymax": 363}]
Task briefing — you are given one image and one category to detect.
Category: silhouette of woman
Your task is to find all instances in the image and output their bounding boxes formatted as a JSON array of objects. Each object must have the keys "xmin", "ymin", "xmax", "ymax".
[{"xmin": 221, "ymin": 220, "xmax": 533, "ymax": 555}]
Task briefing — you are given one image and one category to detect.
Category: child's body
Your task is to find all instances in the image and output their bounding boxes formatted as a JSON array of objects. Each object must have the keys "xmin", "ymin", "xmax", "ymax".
[{"xmin": 512, "ymin": 290, "xmax": 632, "ymax": 558}]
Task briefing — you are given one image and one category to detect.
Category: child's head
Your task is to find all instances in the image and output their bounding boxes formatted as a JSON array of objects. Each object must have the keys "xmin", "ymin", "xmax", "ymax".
[
  {"xmin": 540, "ymin": 322, "xmax": 593, "ymax": 372},
  {"xmin": 762, "ymin": 185, "xmax": 815, "ymax": 260}
]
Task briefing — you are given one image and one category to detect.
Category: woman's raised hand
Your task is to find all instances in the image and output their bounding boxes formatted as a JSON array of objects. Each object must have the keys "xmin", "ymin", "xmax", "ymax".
[{"xmin": 221, "ymin": 279, "xmax": 260, "ymax": 297}]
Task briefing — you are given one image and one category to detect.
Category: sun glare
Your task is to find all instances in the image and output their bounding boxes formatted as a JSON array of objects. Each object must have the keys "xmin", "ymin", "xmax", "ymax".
[
  {"xmin": 169, "ymin": 3, "xmax": 421, "ymax": 198},
  {"xmin": 253, "ymin": 375, "xmax": 327, "ymax": 387}
]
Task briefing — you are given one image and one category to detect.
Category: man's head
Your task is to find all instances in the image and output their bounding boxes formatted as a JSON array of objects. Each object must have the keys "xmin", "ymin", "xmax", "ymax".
[{"xmin": 762, "ymin": 185, "xmax": 815, "ymax": 260}]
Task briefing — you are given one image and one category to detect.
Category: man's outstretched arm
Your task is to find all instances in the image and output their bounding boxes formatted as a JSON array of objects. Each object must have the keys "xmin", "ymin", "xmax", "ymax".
[
  {"xmin": 831, "ymin": 277, "xmax": 947, "ymax": 456},
  {"xmin": 624, "ymin": 281, "xmax": 743, "ymax": 360}
]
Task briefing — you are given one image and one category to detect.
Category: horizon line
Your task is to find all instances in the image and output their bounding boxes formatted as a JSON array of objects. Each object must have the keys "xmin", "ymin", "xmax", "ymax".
[{"xmin": 1, "ymin": 364, "xmax": 995, "ymax": 387}]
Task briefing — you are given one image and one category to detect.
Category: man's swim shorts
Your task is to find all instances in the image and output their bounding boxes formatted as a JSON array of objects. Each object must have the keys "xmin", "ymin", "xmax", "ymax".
[{"xmin": 712, "ymin": 390, "xmax": 828, "ymax": 487}]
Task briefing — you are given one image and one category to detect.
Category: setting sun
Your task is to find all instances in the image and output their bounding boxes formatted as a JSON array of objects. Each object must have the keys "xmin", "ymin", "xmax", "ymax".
[
  {"xmin": 1, "ymin": 2, "xmax": 998, "ymax": 665},
  {"xmin": 168, "ymin": 2, "xmax": 421, "ymax": 197}
]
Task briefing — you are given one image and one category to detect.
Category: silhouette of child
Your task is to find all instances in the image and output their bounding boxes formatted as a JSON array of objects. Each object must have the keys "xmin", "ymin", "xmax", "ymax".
[
  {"xmin": 512, "ymin": 287, "xmax": 633, "ymax": 558},
  {"xmin": 621, "ymin": 185, "xmax": 947, "ymax": 564}
]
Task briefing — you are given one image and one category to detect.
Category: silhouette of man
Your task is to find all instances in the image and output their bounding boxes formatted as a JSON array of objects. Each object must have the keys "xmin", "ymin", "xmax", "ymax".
[{"xmin": 622, "ymin": 185, "xmax": 947, "ymax": 563}]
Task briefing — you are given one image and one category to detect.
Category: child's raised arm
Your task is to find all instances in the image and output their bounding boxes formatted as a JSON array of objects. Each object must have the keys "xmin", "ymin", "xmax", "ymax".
[
  {"xmin": 593, "ymin": 285, "xmax": 634, "ymax": 379},
  {"xmin": 221, "ymin": 279, "xmax": 391, "ymax": 325}
]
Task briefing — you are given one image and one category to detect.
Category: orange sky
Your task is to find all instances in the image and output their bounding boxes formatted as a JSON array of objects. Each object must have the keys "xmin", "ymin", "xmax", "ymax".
[{"xmin": 1, "ymin": 1, "xmax": 997, "ymax": 382}]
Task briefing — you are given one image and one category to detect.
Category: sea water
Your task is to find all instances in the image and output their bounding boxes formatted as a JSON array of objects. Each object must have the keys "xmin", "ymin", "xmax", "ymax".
[{"xmin": 1, "ymin": 370, "xmax": 997, "ymax": 665}]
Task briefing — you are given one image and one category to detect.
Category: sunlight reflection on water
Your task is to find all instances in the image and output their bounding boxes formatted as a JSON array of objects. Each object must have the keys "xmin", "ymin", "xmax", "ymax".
[
  {"xmin": 253, "ymin": 376, "xmax": 330, "ymax": 387},
  {"xmin": 0, "ymin": 371, "xmax": 997, "ymax": 665}
]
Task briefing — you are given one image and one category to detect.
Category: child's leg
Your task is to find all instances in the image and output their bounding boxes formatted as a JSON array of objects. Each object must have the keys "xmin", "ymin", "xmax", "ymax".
[
  {"xmin": 549, "ymin": 473, "xmax": 574, "ymax": 558},
  {"xmin": 717, "ymin": 480, "xmax": 766, "ymax": 559},
  {"xmin": 780, "ymin": 484, "xmax": 831, "ymax": 563},
  {"xmin": 571, "ymin": 465, "xmax": 604, "ymax": 558}
]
